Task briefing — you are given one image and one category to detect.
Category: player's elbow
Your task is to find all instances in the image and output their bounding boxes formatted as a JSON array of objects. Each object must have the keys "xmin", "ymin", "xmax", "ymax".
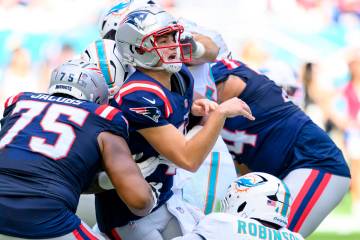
[
  {"xmin": 181, "ymin": 159, "xmax": 202, "ymax": 172},
  {"xmin": 171, "ymin": 153, "xmax": 203, "ymax": 172},
  {"xmin": 187, "ymin": 163, "xmax": 201, "ymax": 172},
  {"xmin": 126, "ymin": 191, "xmax": 154, "ymax": 216}
]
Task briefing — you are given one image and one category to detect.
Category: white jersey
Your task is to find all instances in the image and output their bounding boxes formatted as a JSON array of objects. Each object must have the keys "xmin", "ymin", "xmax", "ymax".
[
  {"xmin": 193, "ymin": 213, "xmax": 304, "ymax": 240},
  {"xmin": 173, "ymin": 126, "xmax": 237, "ymax": 214},
  {"xmin": 188, "ymin": 63, "xmax": 218, "ymax": 101}
]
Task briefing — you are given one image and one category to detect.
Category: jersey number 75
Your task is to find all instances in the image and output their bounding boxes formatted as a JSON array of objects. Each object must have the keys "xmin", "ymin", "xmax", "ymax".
[{"xmin": 0, "ymin": 100, "xmax": 89, "ymax": 160}]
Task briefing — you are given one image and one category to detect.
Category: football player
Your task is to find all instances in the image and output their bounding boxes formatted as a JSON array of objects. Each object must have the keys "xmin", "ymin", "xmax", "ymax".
[
  {"xmin": 211, "ymin": 58, "xmax": 351, "ymax": 237},
  {"xmin": 92, "ymin": 0, "xmax": 237, "ymax": 216},
  {"xmin": 94, "ymin": 5, "xmax": 254, "ymax": 240},
  {"xmin": 172, "ymin": 172, "xmax": 304, "ymax": 240},
  {"xmin": 0, "ymin": 59, "xmax": 157, "ymax": 239}
]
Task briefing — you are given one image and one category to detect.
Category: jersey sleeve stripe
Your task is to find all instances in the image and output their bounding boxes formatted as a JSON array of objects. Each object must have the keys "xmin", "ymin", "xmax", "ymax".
[
  {"xmin": 4, "ymin": 92, "xmax": 22, "ymax": 109},
  {"xmin": 111, "ymin": 228, "xmax": 123, "ymax": 240},
  {"xmin": 95, "ymin": 39, "xmax": 113, "ymax": 87},
  {"xmin": 118, "ymin": 81, "xmax": 173, "ymax": 118},
  {"xmin": 221, "ymin": 59, "xmax": 241, "ymax": 70},
  {"xmin": 95, "ymin": 105, "xmax": 119, "ymax": 121}
]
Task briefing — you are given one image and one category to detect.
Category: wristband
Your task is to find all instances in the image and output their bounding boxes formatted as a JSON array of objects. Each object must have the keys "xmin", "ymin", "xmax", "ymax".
[{"xmin": 193, "ymin": 41, "xmax": 205, "ymax": 58}]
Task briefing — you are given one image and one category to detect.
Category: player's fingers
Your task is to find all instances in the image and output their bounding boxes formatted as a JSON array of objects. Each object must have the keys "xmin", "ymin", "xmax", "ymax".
[
  {"xmin": 240, "ymin": 102, "xmax": 255, "ymax": 120},
  {"xmin": 243, "ymin": 112, "xmax": 255, "ymax": 121},
  {"xmin": 209, "ymin": 101, "xmax": 218, "ymax": 111},
  {"xmin": 240, "ymin": 101, "xmax": 251, "ymax": 114},
  {"xmin": 203, "ymin": 103, "xmax": 209, "ymax": 115}
]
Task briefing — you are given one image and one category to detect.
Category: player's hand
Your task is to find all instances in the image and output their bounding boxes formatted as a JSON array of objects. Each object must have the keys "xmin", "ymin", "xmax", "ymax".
[
  {"xmin": 180, "ymin": 32, "xmax": 205, "ymax": 58},
  {"xmin": 191, "ymin": 98, "xmax": 218, "ymax": 116},
  {"xmin": 180, "ymin": 31, "xmax": 196, "ymax": 55},
  {"xmin": 218, "ymin": 97, "xmax": 255, "ymax": 120}
]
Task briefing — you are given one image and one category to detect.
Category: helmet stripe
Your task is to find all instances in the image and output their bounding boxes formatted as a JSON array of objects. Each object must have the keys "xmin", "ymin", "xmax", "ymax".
[
  {"xmin": 95, "ymin": 39, "xmax": 113, "ymax": 87},
  {"xmin": 280, "ymin": 180, "xmax": 291, "ymax": 217}
]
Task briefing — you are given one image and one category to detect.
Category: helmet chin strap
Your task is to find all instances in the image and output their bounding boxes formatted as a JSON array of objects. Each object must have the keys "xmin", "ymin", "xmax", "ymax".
[
  {"xmin": 162, "ymin": 62, "xmax": 182, "ymax": 73},
  {"xmin": 135, "ymin": 62, "xmax": 182, "ymax": 73},
  {"xmin": 129, "ymin": 55, "xmax": 182, "ymax": 73}
]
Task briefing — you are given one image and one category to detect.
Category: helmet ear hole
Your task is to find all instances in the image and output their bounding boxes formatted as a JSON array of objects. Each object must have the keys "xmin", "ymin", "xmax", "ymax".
[
  {"xmin": 237, "ymin": 202, "xmax": 247, "ymax": 213},
  {"xmin": 267, "ymin": 195, "xmax": 278, "ymax": 201},
  {"xmin": 103, "ymin": 30, "xmax": 116, "ymax": 40},
  {"xmin": 135, "ymin": 47, "xmax": 145, "ymax": 55}
]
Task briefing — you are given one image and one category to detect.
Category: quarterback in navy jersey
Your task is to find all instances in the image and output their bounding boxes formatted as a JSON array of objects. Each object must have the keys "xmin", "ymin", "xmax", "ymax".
[
  {"xmin": 0, "ymin": 60, "xmax": 156, "ymax": 239},
  {"xmin": 94, "ymin": 5, "xmax": 254, "ymax": 240},
  {"xmin": 211, "ymin": 58, "xmax": 351, "ymax": 237}
]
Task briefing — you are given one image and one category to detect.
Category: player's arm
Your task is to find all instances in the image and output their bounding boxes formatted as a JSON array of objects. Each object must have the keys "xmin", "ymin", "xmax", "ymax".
[
  {"xmin": 97, "ymin": 132, "xmax": 157, "ymax": 216},
  {"xmin": 138, "ymin": 97, "xmax": 254, "ymax": 172},
  {"xmin": 184, "ymin": 32, "xmax": 219, "ymax": 65},
  {"xmin": 216, "ymin": 75, "xmax": 246, "ymax": 103}
]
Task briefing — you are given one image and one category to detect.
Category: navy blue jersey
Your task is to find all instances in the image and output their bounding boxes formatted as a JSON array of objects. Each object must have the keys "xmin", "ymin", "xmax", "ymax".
[
  {"xmin": 212, "ymin": 59, "xmax": 350, "ymax": 178},
  {"xmin": 0, "ymin": 92, "xmax": 128, "ymax": 238},
  {"xmin": 212, "ymin": 59, "xmax": 310, "ymax": 175},
  {"xmin": 96, "ymin": 65, "xmax": 194, "ymax": 232}
]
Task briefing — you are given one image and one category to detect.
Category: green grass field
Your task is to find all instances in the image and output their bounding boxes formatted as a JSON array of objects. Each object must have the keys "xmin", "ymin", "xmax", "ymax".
[
  {"xmin": 306, "ymin": 193, "xmax": 360, "ymax": 240},
  {"xmin": 307, "ymin": 233, "xmax": 360, "ymax": 240}
]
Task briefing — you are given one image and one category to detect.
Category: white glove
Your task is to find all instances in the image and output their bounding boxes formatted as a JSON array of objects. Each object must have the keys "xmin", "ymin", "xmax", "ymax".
[
  {"xmin": 137, "ymin": 156, "xmax": 177, "ymax": 178},
  {"xmin": 158, "ymin": 155, "xmax": 177, "ymax": 169},
  {"xmin": 149, "ymin": 182, "xmax": 162, "ymax": 212},
  {"xmin": 98, "ymin": 171, "xmax": 114, "ymax": 190},
  {"xmin": 137, "ymin": 157, "xmax": 160, "ymax": 178}
]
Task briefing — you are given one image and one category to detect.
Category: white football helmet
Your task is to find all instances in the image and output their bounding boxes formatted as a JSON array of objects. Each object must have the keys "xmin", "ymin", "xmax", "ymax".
[
  {"xmin": 115, "ymin": 5, "xmax": 192, "ymax": 73},
  {"xmin": 221, "ymin": 172, "xmax": 292, "ymax": 228},
  {"xmin": 81, "ymin": 39, "xmax": 134, "ymax": 98},
  {"xmin": 99, "ymin": 0, "xmax": 157, "ymax": 40},
  {"xmin": 48, "ymin": 59, "xmax": 109, "ymax": 104}
]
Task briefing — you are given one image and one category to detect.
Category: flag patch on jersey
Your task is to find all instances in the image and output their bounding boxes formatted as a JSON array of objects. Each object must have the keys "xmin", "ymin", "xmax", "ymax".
[
  {"xmin": 130, "ymin": 107, "xmax": 161, "ymax": 123},
  {"xmin": 267, "ymin": 199, "xmax": 276, "ymax": 207}
]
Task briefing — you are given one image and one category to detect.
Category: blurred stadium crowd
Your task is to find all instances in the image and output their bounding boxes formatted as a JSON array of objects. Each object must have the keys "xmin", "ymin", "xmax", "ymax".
[{"xmin": 0, "ymin": 0, "xmax": 359, "ymax": 234}]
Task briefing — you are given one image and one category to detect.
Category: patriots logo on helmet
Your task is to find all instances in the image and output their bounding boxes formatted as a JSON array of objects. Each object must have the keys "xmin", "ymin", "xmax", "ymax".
[
  {"xmin": 130, "ymin": 106, "xmax": 161, "ymax": 123},
  {"xmin": 123, "ymin": 10, "xmax": 150, "ymax": 30}
]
